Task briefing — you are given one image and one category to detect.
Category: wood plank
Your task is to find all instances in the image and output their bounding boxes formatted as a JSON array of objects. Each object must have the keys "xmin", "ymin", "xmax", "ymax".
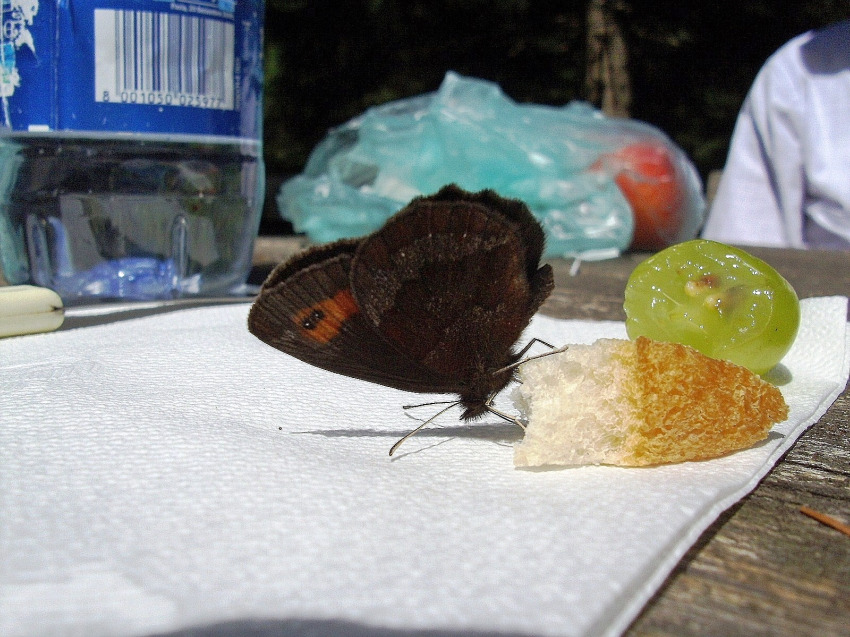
[{"xmin": 628, "ymin": 391, "xmax": 850, "ymax": 636}]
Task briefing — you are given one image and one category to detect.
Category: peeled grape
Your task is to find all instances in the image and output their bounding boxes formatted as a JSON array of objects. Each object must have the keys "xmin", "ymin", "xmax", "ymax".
[{"xmin": 624, "ymin": 240, "xmax": 800, "ymax": 375}]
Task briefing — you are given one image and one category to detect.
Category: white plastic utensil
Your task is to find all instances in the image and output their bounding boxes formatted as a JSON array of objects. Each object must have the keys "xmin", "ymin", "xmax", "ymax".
[{"xmin": 0, "ymin": 285, "xmax": 65, "ymax": 338}]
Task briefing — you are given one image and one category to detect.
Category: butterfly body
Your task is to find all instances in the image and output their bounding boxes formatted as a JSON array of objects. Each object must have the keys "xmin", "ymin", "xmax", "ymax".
[{"xmin": 248, "ymin": 185, "xmax": 554, "ymax": 421}]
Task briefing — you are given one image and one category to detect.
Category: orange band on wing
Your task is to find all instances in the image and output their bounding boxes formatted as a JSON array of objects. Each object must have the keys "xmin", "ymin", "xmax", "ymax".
[{"xmin": 294, "ymin": 289, "xmax": 360, "ymax": 344}]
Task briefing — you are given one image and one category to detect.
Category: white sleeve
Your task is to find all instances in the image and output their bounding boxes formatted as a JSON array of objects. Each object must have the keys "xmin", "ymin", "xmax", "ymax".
[{"xmin": 702, "ymin": 41, "xmax": 807, "ymax": 247}]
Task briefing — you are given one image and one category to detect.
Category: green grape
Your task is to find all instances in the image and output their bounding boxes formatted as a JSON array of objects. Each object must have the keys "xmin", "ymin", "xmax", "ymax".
[{"xmin": 624, "ymin": 240, "xmax": 800, "ymax": 375}]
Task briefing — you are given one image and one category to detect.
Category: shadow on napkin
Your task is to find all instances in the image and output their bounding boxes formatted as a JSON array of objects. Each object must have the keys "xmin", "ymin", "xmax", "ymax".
[
  {"xmin": 297, "ymin": 422, "xmax": 523, "ymax": 444},
  {"xmin": 156, "ymin": 617, "xmax": 533, "ymax": 637}
]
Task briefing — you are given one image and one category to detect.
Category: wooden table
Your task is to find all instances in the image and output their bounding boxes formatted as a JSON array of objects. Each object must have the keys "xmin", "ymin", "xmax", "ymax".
[{"xmin": 253, "ymin": 239, "xmax": 850, "ymax": 636}]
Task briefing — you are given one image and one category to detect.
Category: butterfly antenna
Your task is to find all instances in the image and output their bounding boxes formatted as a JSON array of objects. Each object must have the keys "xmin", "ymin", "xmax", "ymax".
[
  {"xmin": 389, "ymin": 401, "xmax": 460, "ymax": 457},
  {"xmin": 402, "ymin": 399, "xmax": 457, "ymax": 411}
]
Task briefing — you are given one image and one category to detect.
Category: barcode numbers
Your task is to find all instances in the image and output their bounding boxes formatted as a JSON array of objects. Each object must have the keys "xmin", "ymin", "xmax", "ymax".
[{"xmin": 94, "ymin": 9, "xmax": 235, "ymax": 110}]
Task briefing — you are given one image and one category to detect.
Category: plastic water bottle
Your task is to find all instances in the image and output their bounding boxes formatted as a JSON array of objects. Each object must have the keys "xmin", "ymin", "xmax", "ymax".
[{"xmin": 0, "ymin": 0, "xmax": 265, "ymax": 302}]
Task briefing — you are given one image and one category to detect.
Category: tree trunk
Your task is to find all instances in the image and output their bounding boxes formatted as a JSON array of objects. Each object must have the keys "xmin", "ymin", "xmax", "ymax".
[{"xmin": 585, "ymin": 0, "xmax": 632, "ymax": 118}]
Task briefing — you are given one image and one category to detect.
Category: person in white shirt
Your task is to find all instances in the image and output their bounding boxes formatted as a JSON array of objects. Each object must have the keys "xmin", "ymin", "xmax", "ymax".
[{"xmin": 701, "ymin": 20, "xmax": 850, "ymax": 249}]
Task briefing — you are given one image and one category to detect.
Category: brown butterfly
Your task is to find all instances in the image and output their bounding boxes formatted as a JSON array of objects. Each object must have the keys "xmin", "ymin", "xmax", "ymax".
[{"xmin": 248, "ymin": 184, "xmax": 554, "ymax": 453}]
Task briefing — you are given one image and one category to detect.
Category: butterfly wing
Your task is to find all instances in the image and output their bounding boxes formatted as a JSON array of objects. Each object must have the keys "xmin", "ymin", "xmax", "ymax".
[
  {"xmin": 351, "ymin": 186, "xmax": 554, "ymax": 404},
  {"xmin": 248, "ymin": 239, "xmax": 457, "ymax": 392},
  {"xmin": 426, "ymin": 185, "xmax": 548, "ymax": 282}
]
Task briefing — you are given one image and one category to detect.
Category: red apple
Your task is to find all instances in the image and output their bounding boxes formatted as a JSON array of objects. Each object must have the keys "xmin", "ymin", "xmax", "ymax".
[{"xmin": 591, "ymin": 141, "xmax": 685, "ymax": 250}]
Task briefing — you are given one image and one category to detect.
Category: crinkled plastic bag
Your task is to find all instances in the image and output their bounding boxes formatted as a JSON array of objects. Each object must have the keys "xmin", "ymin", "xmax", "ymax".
[{"xmin": 278, "ymin": 72, "xmax": 705, "ymax": 256}]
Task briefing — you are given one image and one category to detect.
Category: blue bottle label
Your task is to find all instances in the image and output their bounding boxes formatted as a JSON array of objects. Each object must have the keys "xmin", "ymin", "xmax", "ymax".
[{"xmin": 0, "ymin": 0, "xmax": 263, "ymax": 139}]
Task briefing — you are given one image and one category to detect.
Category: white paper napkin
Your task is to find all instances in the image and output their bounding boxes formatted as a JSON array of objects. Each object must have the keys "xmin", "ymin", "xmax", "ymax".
[{"xmin": 1, "ymin": 296, "xmax": 847, "ymax": 637}]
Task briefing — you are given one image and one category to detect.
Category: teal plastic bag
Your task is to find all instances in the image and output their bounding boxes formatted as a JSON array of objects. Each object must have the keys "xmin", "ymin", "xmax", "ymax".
[{"xmin": 279, "ymin": 72, "xmax": 705, "ymax": 256}]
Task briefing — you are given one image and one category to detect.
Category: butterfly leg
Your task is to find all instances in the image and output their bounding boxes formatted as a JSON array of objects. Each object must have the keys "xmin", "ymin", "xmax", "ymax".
[
  {"xmin": 483, "ymin": 386, "xmax": 527, "ymax": 431},
  {"xmin": 515, "ymin": 337, "xmax": 556, "ymax": 359},
  {"xmin": 484, "ymin": 404, "xmax": 527, "ymax": 431},
  {"xmin": 496, "ymin": 344, "xmax": 570, "ymax": 376}
]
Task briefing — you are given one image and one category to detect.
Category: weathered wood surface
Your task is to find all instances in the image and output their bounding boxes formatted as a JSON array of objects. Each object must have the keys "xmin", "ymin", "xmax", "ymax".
[
  {"xmin": 541, "ymin": 246, "xmax": 850, "ymax": 637},
  {"xmin": 628, "ymin": 392, "xmax": 850, "ymax": 636},
  {"xmin": 542, "ymin": 246, "xmax": 850, "ymax": 323},
  {"xmin": 253, "ymin": 240, "xmax": 850, "ymax": 636}
]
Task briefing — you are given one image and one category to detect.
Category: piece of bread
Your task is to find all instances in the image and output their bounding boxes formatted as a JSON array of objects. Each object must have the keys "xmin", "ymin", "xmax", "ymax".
[{"xmin": 512, "ymin": 336, "xmax": 788, "ymax": 467}]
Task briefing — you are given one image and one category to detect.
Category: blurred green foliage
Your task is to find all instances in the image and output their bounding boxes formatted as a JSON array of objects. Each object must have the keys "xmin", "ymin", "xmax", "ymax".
[{"xmin": 263, "ymin": 0, "xmax": 849, "ymax": 183}]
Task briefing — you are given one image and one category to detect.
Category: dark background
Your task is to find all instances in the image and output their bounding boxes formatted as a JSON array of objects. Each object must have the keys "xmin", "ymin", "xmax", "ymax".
[{"xmin": 260, "ymin": 0, "xmax": 850, "ymax": 232}]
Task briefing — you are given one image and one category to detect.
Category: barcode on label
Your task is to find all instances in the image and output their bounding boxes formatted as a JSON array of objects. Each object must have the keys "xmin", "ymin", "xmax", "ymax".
[{"xmin": 94, "ymin": 9, "xmax": 235, "ymax": 110}]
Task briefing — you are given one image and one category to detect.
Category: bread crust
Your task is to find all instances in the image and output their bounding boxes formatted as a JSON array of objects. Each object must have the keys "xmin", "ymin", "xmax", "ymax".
[
  {"xmin": 513, "ymin": 337, "xmax": 788, "ymax": 467},
  {"xmin": 624, "ymin": 336, "xmax": 788, "ymax": 465}
]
